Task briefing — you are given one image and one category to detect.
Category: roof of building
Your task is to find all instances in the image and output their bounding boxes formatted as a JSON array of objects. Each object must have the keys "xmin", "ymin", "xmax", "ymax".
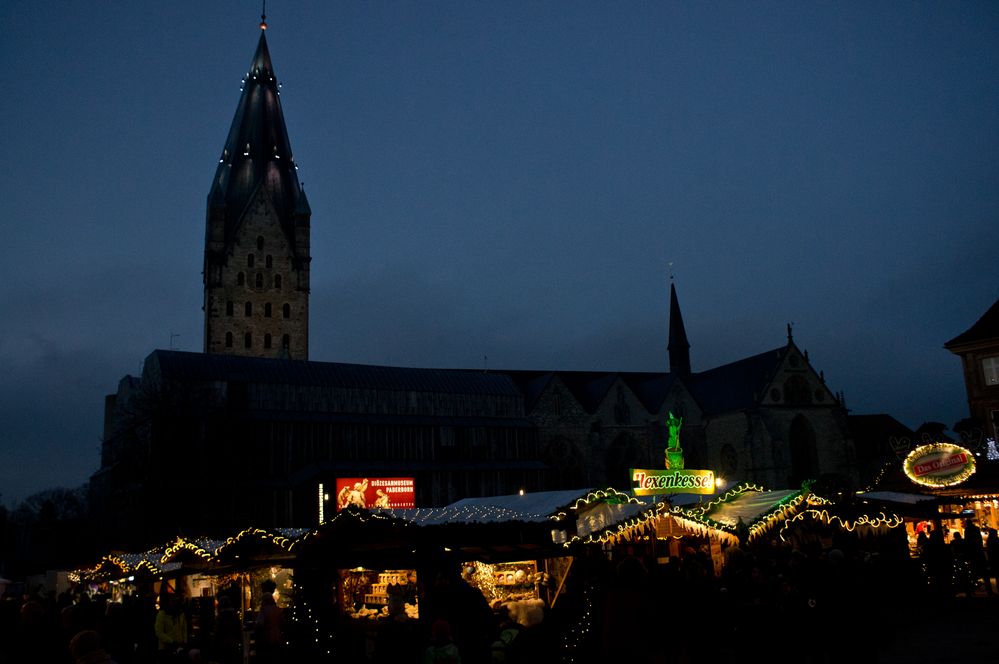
[
  {"xmin": 686, "ymin": 346, "xmax": 786, "ymax": 414},
  {"xmin": 147, "ymin": 349, "xmax": 523, "ymax": 397},
  {"xmin": 848, "ymin": 413, "xmax": 916, "ymax": 460},
  {"xmin": 145, "ymin": 338, "xmax": 800, "ymax": 419},
  {"xmin": 207, "ymin": 30, "xmax": 309, "ymax": 251},
  {"xmin": 945, "ymin": 295, "xmax": 999, "ymax": 350}
]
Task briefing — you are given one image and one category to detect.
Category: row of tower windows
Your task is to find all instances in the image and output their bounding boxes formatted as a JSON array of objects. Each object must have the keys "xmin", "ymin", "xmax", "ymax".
[
  {"xmin": 225, "ymin": 331, "xmax": 290, "ymax": 350},
  {"xmin": 237, "ymin": 272, "xmax": 282, "ymax": 289},
  {"xmin": 246, "ymin": 254, "xmax": 274, "ymax": 269},
  {"xmin": 225, "ymin": 301, "xmax": 291, "ymax": 318}
]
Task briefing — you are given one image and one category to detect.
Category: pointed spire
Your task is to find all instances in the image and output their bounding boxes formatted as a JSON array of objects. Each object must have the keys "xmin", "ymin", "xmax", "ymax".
[
  {"xmin": 207, "ymin": 26, "xmax": 308, "ymax": 252},
  {"xmin": 668, "ymin": 278, "xmax": 691, "ymax": 376}
]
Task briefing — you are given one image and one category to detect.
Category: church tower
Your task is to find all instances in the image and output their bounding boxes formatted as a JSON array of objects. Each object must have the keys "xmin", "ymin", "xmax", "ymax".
[
  {"xmin": 203, "ymin": 22, "xmax": 311, "ymax": 360},
  {"xmin": 667, "ymin": 280, "xmax": 691, "ymax": 376}
]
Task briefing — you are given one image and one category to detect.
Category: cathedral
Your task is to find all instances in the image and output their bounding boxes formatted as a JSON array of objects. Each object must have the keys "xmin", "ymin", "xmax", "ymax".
[{"xmin": 90, "ymin": 25, "xmax": 858, "ymax": 550}]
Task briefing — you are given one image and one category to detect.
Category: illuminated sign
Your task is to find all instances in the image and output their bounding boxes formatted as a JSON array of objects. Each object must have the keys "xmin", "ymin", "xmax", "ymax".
[
  {"xmin": 630, "ymin": 468, "xmax": 716, "ymax": 495},
  {"xmin": 335, "ymin": 477, "xmax": 415, "ymax": 510},
  {"xmin": 904, "ymin": 443, "xmax": 976, "ymax": 488}
]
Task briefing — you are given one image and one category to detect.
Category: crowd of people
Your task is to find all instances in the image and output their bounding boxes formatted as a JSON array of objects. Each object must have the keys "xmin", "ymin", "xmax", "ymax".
[
  {"xmin": 0, "ymin": 523, "xmax": 996, "ymax": 664},
  {"xmin": 0, "ymin": 581, "xmax": 283, "ymax": 664}
]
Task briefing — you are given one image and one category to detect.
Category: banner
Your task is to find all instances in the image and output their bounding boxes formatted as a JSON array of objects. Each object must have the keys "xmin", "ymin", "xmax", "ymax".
[
  {"xmin": 630, "ymin": 468, "xmax": 715, "ymax": 495},
  {"xmin": 335, "ymin": 477, "xmax": 415, "ymax": 510}
]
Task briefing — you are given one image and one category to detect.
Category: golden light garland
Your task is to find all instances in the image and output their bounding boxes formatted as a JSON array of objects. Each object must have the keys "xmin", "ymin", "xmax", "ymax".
[
  {"xmin": 746, "ymin": 492, "xmax": 810, "ymax": 541},
  {"xmin": 690, "ymin": 482, "xmax": 767, "ymax": 514},
  {"xmin": 666, "ymin": 512, "xmax": 740, "ymax": 546},
  {"xmin": 551, "ymin": 487, "xmax": 641, "ymax": 521},
  {"xmin": 562, "ymin": 503, "xmax": 663, "ymax": 547},
  {"xmin": 778, "ymin": 508, "xmax": 903, "ymax": 541},
  {"xmin": 218, "ymin": 527, "xmax": 308, "ymax": 555},
  {"xmin": 661, "ymin": 487, "xmax": 811, "ymax": 544},
  {"xmin": 161, "ymin": 537, "xmax": 216, "ymax": 564}
]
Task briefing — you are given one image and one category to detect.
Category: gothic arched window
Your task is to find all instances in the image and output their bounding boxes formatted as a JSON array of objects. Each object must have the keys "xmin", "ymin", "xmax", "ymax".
[
  {"xmin": 282, "ymin": 334, "xmax": 290, "ymax": 349},
  {"xmin": 245, "ymin": 302, "xmax": 252, "ymax": 317},
  {"xmin": 225, "ymin": 332, "xmax": 233, "ymax": 348},
  {"xmin": 255, "ymin": 273, "xmax": 263, "ymax": 288},
  {"xmin": 226, "ymin": 300, "xmax": 233, "ymax": 316},
  {"xmin": 265, "ymin": 255, "xmax": 273, "ymax": 268},
  {"xmin": 264, "ymin": 303, "xmax": 272, "ymax": 318},
  {"xmin": 282, "ymin": 303, "xmax": 291, "ymax": 319},
  {"xmin": 237, "ymin": 272, "xmax": 245, "ymax": 286},
  {"xmin": 274, "ymin": 274, "xmax": 282, "ymax": 289},
  {"xmin": 244, "ymin": 332, "xmax": 252, "ymax": 348},
  {"xmin": 264, "ymin": 333, "xmax": 272, "ymax": 349}
]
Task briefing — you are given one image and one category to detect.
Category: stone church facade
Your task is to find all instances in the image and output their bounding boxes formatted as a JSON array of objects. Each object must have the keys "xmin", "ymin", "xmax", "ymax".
[{"xmin": 90, "ymin": 26, "xmax": 858, "ymax": 550}]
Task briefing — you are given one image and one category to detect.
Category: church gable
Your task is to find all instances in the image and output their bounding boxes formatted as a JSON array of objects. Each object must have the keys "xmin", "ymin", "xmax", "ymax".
[
  {"xmin": 589, "ymin": 377, "xmax": 648, "ymax": 426},
  {"xmin": 526, "ymin": 375, "xmax": 587, "ymax": 424},
  {"xmin": 759, "ymin": 345, "xmax": 838, "ymax": 408},
  {"xmin": 658, "ymin": 377, "xmax": 703, "ymax": 425}
]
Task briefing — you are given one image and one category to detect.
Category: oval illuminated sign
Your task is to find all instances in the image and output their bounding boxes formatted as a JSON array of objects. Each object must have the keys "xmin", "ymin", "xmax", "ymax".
[{"xmin": 903, "ymin": 443, "xmax": 976, "ymax": 488}]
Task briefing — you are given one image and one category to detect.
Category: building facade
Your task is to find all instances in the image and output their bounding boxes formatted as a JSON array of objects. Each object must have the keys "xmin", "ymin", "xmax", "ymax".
[
  {"xmin": 945, "ymin": 295, "xmax": 999, "ymax": 444},
  {"xmin": 90, "ymin": 25, "xmax": 859, "ymax": 550}
]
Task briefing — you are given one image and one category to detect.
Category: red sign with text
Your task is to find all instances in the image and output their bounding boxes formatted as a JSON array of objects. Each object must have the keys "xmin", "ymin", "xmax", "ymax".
[{"xmin": 335, "ymin": 477, "xmax": 415, "ymax": 510}]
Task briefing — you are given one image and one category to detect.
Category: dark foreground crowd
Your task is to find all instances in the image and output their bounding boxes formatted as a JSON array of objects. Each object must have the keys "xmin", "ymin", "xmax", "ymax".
[{"xmin": 1, "ymin": 525, "xmax": 996, "ymax": 664}]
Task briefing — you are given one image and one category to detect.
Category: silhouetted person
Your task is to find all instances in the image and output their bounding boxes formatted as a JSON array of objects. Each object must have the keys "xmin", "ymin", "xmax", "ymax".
[
  {"xmin": 424, "ymin": 618, "xmax": 461, "ymax": 664},
  {"xmin": 154, "ymin": 593, "xmax": 188, "ymax": 662},
  {"xmin": 212, "ymin": 595, "xmax": 243, "ymax": 664},
  {"xmin": 963, "ymin": 520, "xmax": 991, "ymax": 594},
  {"xmin": 987, "ymin": 528, "xmax": 999, "ymax": 594},
  {"xmin": 422, "ymin": 564, "xmax": 494, "ymax": 664},
  {"xmin": 254, "ymin": 579, "xmax": 283, "ymax": 663},
  {"xmin": 69, "ymin": 629, "xmax": 115, "ymax": 664},
  {"xmin": 924, "ymin": 527, "xmax": 952, "ymax": 597}
]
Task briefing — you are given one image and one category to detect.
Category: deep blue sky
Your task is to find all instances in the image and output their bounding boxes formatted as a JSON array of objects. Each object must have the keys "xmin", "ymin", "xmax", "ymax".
[{"xmin": 2, "ymin": 2, "xmax": 997, "ymax": 504}]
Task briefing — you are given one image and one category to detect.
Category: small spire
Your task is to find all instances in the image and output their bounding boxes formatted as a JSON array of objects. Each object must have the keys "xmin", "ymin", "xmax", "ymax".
[
  {"xmin": 260, "ymin": 0, "xmax": 267, "ymax": 30},
  {"xmin": 786, "ymin": 322, "xmax": 794, "ymax": 343},
  {"xmin": 668, "ymin": 279, "xmax": 691, "ymax": 376}
]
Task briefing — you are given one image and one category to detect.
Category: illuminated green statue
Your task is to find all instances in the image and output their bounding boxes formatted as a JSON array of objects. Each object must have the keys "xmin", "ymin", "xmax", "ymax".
[{"xmin": 665, "ymin": 411, "xmax": 684, "ymax": 469}]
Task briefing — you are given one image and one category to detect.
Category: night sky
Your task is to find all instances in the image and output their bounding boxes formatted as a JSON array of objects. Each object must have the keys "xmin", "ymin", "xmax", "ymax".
[{"xmin": 2, "ymin": 2, "xmax": 997, "ymax": 505}]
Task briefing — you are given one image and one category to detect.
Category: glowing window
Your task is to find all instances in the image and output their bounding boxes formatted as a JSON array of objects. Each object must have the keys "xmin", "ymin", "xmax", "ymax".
[{"xmin": 984, "ymin": 357, "xmax": 999, "ymax": 387}]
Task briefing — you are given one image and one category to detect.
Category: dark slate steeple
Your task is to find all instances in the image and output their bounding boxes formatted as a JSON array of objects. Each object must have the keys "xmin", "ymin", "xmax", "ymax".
[
  {"xmin": 668, "ymin": 281, "xmax": 691, "ymax": 376},
  {"xmin": 203, "ymin": 21, "xmax": 312, "ymax": 360},
  {"xmin": 206, "ymin": 28, "xmax": 309, "ymax": 253}
]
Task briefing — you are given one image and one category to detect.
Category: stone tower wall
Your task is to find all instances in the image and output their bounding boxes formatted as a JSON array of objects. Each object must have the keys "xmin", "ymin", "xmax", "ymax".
[{"xmin": 204, "ymin": 192, "xmax": 309, "ymax": 359}]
